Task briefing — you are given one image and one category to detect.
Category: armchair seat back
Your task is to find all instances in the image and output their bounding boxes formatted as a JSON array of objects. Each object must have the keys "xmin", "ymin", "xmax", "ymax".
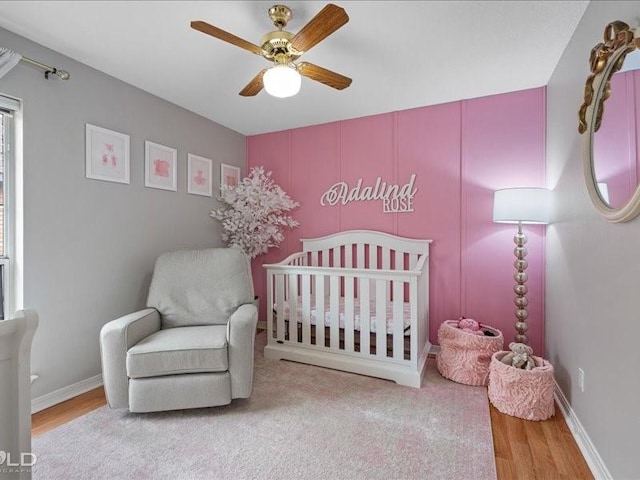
[{"xmin": 147, "ymin": 248, "xmax": 254, "ymax": 328}]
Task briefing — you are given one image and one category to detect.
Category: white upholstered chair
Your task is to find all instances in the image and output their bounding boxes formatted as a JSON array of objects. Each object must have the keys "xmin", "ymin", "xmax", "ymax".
[
  {"xmin": 0, "ymin": 309, "xmax": 38, "ymax": 480},
  {"xmin": 99, "ymin": 248, "xmax": 258, "ymax": 413}
]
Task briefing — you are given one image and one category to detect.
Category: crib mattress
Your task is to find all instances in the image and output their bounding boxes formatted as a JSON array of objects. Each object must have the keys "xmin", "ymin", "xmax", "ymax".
[{"xmin": 275, "ymin": 297, "xmax": 411, "ymax": 335}]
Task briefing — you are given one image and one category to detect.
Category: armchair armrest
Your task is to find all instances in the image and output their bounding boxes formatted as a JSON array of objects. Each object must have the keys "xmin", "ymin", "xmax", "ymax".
[
  {"xmin": 227, "ymin": 304, "xmax": 258, "ymax": 399},
  {"xmin": 99, "ymin": 308, "xmax": 161, "ymax": 408}
]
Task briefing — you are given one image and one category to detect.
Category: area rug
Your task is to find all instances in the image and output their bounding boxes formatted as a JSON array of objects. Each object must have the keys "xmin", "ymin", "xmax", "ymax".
[{"xmin": 32, "ymin": 333, "xmax": 497, "ymax": 480}]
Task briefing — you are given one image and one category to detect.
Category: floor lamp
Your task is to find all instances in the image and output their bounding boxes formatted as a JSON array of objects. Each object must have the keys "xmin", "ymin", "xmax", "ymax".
[{"xmin": 492, "ymin": 187, "xmax": 551, "ymax": 346}]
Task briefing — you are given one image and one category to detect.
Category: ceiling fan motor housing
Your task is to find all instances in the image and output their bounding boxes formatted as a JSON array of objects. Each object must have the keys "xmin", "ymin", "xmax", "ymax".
[{"xmin": 260, "ymin": 30, "xmax": 301, "ymax": 63}]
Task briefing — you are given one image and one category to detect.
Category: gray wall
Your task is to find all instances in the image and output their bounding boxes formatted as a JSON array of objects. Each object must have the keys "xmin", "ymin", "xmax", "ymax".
[
  {"xmin": 0, "ymin": 27, "xmax": 246, "ymax": 399},
  {"xmin": 546, "ymin": 2, "xmax": 640, "ymax": 478}
]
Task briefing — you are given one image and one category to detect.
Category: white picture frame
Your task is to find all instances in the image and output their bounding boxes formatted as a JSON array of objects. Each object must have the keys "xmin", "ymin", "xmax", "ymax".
[
  {"xmin": 85, "ymin": 124, "xmax": 130, "ymax": 184},
  {"xmin": 220, "ymin": 163, "xmax": 241, "ymax": 190},
  {"xmin": 145, "ymin": 141, "xmax": 177, "ymax": 191},
  {"xmin": 187, "ymin": 154, "xmax": 213, "ymax": 197}
]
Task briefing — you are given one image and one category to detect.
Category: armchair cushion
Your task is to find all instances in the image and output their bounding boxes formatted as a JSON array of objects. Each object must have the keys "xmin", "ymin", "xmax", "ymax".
[
  {"xmin": 147, "ymin": 248, "xmax": 254, "ymax": 328},
  {"xmin": 126, "ymin": 325, "xmax": 228, "ymax": 378}
]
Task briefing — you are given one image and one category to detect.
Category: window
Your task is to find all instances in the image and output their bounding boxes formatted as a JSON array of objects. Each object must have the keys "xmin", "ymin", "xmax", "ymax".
[
  {"xmin": 0, "ymin": 94, "xmax": 19, "ymax": 320},
  {"xmin": 0, "ymin": 111, "xmax": 6, "ymax": 319}
]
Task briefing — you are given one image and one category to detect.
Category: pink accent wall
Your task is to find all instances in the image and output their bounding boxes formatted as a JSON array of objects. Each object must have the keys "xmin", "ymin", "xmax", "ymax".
[
  {"xmin": 247, "ymin": 87, "xmax": 546, "ymax": 354},
  {"xmin": 594, "ymin": 70, "xmax": 639, "ymax": 209}
]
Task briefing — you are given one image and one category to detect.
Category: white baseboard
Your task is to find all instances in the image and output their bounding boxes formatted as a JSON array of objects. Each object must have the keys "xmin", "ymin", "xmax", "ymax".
[
  {"xmin": 429, "ymin": 344, "xmax": 440, "ymax": 355},
  {"xmin": 257, "ymin": 320, "xmax": 267, "ymax": 330},
  {"xmin": 31, "ymin": 374, "xmax": 103, "ymax": 414},
  {"xmin": 554, "ymin": 381, "xmax": 612, "ymax": 480}
]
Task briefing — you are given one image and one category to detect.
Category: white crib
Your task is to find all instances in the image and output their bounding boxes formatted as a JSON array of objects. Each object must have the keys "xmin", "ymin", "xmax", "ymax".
[{"xmin": 263, "ymin": 230, "xmax": 431, "ymax": 387}]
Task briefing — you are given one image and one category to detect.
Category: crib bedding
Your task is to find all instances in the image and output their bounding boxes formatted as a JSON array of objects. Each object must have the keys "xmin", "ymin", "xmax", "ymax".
[{"xmin": 276, "ymin": 296, "xmax": 411, "ymax": 335}]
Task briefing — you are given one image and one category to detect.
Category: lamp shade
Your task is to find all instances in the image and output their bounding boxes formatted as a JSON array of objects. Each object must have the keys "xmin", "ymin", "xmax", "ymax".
[
  {"xmin": 492, "ymin": 187, "xmax": 551, "ymax": 224},
  {"xmin": 263, "ymin": 65, "xmax": 301, "ymax": 98}
]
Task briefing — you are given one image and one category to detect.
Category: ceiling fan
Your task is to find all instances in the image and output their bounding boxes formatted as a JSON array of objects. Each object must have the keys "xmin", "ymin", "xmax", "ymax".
[{"xmin": 191, "ymin": 3, "xmax": 352, "ymax": 98}]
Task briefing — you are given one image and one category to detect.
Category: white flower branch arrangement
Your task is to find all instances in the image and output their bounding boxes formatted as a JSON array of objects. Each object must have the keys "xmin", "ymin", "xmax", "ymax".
[{"xmin": 211, "ymin": 166, "xmax": 300, "ymax": 258}]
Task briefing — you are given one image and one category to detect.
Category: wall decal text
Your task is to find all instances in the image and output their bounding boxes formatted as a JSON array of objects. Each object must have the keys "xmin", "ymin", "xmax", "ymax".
[{"xmin": 320, "ymin": 174, "xmax": 417, "ymax": 213}]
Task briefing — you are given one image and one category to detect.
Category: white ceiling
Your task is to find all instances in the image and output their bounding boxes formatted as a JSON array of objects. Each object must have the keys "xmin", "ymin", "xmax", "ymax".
[{"xmin": 0, "ymin": 1, "xmax": 588, "ymax": 136}]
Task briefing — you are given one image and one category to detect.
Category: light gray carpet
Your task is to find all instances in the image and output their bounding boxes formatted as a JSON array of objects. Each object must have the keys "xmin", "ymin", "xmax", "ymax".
[{"xmin": 33, "ymin": 334, "xmax": 497, "ymax": 480}]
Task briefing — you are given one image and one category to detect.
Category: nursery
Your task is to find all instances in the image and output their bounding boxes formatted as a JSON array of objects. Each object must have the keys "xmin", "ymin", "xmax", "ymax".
[{"xmin": 0, "ymin": 2, "xmax": 635, "ymax": 479}]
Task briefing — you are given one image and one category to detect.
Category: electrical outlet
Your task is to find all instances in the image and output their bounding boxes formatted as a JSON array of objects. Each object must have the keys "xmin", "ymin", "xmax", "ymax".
[{"xmin": 578, "ymin": 368, "xmax": 585, "ymax": 392}]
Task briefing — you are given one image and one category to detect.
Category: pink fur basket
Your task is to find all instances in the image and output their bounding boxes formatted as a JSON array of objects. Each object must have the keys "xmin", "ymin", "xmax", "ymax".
[
  {"xmin": 488, "ymin": 351, "xmax": 555, "ymax": 421},
  {"xmin": 436, "ymin": 320, "xmax": 504, "ymax": 386}
]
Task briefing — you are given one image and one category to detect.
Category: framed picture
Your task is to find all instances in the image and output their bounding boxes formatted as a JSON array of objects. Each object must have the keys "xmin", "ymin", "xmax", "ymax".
[
  {"xmin": 85, "ymin": 124, "xmax": 130, "ymax": 184},
  {"xmin": 220, "ymin": 163, "xmax": 241, "ymax": 190},
  {"xmin": 145, "ymin": 141, "xmax": 177, "ymax": 191},
  {"xmin": 187, "ymin": 154, "xmax": 213, "ymax": 197}
]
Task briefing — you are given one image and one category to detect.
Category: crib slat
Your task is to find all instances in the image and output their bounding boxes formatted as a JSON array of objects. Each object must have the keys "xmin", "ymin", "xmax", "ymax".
[
  {"xmin": 375, "ymin": 279, "xmax": 387, "ymax": 358},
  {"xmin": 311, "ymin": 251, "xmax": 319, "ymax": 267},
  {"xmin": 355, "ymin": 244, "xmax": 365, "ymax": 300},
  {"xmin": 344, "ymin": 276, "xmax": 354, "ymax": 352},
  {"xmin": 288, "ymin": 273, "xmax": 298, "ymax": 344},
  {"xmin": 359, "ymin": 277, "xmax": 370, "ymax": 356},
  {"xmin": 356, "ymin": 244, "xmax": 365, "ymax": 268},
  {"xmin": 315, "ymin": 274, "xmax": 325, "ymax": 347},
  {"xmin": 382, "ymin": 247, "xmax": 390, "ymax": 270},
  {"xmin": 369, "ymin": 246, "xmax": 378, "ymax": 302},
  {"xmin": 368, "ymin": 245, "xmax": 378, "ymax": 269},
  {"xmin": 410, "ymin": 278, "xmax": 418, "ymax": 364},
  {"xmin": 330, "ymin": 275, "xmax": 340, "ymax": 350},
  {"xmin": 322, "ymin": 249, "xmax": 331, "ymax": 295},
  {"xmin": 276, "ymin": 274, "xmax": 285, "ymax": 342},
  {"xmin": 393, "ymin": 280, "xmax": 404, "ymax": 361},
  {"xmin": 321, "ymin": 249, "xmax": 329, "ymax": 267},
  {"xmin": 301, "ymin": 274, "xmax": 311, "ymax": 345},
  {"xmin": 345, "ymin": 244, "xmax": 353, "ymax": 268},
  {"xmin": 382, "ymin": 247, "xmax": 391, "ymax": 302},
  {"xmin": 409, "ymin": 253, "xmax": 417, "ymax": 270},
  {"xmin": 267, "ymin": 270, "xmax": 274, "ymax": 341},
  {"xmin": 394, "ymin": 250, "xmax": 403, "ymax": 272}
]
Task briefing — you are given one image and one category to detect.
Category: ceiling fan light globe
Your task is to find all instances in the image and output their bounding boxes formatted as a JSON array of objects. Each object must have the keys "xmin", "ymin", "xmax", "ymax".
[{"xmin": 263, "ymin": 65, "xmax": 301, "ymax": 98}]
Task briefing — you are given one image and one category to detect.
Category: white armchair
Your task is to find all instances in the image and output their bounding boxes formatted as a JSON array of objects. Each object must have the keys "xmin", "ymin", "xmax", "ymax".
[
  {"xmin": 0, "ymin": 309, "xmax": 38, "ymax": 480},
  {"xmin": 99, "ymin": 248, "xmax": 258, "ymax": 413}
]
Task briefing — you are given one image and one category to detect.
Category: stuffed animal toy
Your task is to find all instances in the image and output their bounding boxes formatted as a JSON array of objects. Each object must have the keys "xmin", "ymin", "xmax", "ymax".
[
  {"xmin": 458, "ymin": 318, "xmax": 484, "ymax": 336},
  {"xmin": 500, "ymin": 342, "xmax": 536, "ymax": 370}
]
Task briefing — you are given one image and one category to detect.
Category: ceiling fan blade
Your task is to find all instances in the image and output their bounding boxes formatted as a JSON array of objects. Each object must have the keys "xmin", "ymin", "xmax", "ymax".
[
  {"xmin": 239, "ymin": 70, "xmax": 267, "ymax": 97},
  {"xmin": 291, "ymin": 4, "xmax": 349, "ymax": 53},
  {"xmin": 191, "ymin": 21, "xmax": 263, "ymax": 55},
  {"xmin": 297, "ymin": 62, "xmax": 352, "ymax": 90}
]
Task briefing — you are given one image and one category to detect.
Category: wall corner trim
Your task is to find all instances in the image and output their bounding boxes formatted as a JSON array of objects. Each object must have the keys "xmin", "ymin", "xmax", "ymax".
[
  {"xmin": 31, "ymin": 374, "xmax": 103, "ymax": 414},
  {"xmin": 554, "ymin": 381, "xmax": 612, "ymax": 480}
]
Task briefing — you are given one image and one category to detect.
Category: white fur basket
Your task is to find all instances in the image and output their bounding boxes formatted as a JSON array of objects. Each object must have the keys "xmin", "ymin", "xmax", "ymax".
[
  {"xmin": 488, "ymin": 351, "xmax": 555, "ymax": 421},
  {"xmin": 436, "ymin": 320, "xmax": 504, "ymax": 386}
]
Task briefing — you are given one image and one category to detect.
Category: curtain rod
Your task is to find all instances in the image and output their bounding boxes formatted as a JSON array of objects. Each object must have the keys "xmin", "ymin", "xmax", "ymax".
[{"xmin": 20, "ymin": 56, "xmax": 70, "ymax": 80}]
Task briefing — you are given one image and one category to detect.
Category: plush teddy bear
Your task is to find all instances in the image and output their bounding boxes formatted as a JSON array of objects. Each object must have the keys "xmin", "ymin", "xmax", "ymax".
[
  {"xmin": 458, "ymin": 318, "xmax": 484, "ymax": 336},
  {"xmin": 500, "ymin": 342, "xmax": 536, "ymax": 370}
]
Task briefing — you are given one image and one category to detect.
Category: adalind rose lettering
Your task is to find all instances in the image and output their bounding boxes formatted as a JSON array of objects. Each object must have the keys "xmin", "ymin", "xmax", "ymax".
[{"xmin": 320, "ymin": 174, "xmax": 417, "ymax": 213}]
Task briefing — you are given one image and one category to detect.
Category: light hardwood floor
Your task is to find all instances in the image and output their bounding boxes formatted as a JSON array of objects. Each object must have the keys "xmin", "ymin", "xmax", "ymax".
[{"xmin": 32, "ymin": 386, "xmax": 594, "ymax": 479}]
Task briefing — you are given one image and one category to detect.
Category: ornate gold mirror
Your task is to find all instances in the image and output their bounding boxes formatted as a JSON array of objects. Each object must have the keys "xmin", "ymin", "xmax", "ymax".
[{"xmin": 579, "ymin": 21, "xmax": 640, "ymax": 222}]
